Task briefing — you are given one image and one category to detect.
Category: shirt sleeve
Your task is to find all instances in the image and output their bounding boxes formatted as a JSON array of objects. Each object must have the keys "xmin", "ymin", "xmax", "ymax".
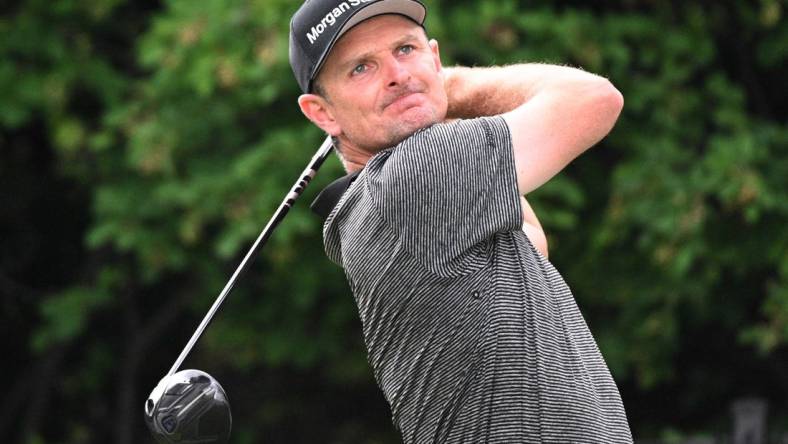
[{"xmin": 366, "ymin": 116, "xmax": 522, "ymax": 277}]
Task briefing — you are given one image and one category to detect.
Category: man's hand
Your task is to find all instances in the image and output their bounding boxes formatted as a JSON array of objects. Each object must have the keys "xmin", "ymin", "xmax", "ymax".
[{"xmin": 444, "ymin": 64, "xmax": 624, "ymax": 195}]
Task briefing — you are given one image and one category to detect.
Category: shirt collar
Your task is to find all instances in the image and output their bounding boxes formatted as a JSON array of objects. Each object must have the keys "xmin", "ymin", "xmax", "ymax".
[{"xmin": 310, "ymin": 170, "xmax": 362, "ymax": 221}]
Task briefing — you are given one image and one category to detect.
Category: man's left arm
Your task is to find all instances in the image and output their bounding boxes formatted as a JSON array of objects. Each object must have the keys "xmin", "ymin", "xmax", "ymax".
[{"xmin": 441, "ymin": 63, "xmax": 623, "ymax": 195}]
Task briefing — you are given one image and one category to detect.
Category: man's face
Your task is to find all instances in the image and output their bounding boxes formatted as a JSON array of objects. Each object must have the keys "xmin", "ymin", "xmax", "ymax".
[{"xmin": 306, "ymin": 14, "xmax": 448, "ymax": 153}]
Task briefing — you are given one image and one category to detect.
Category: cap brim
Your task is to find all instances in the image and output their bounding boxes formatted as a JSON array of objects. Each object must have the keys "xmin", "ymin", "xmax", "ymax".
[{"xmin": 309, "ymin": 0, "xmax": 427, "ymax": 92}]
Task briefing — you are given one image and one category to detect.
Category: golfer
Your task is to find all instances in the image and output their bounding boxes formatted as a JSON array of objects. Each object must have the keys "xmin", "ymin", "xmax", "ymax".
[{"xmin": 290, "ymin": 0, "xmax": 632, "ymax": 442}]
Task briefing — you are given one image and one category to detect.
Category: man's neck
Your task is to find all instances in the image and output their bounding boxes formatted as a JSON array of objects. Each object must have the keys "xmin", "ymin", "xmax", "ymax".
[
  {"xmin": 337, "ymin": 118, "xmax": 453, "ymax": 173},
  {"xmin": 337, "ymin": 143, "xmax": 371, "ymax": 173},
  {"xmin": 343, "ymin": 158, "xmax": 366, "ymax": 173}
]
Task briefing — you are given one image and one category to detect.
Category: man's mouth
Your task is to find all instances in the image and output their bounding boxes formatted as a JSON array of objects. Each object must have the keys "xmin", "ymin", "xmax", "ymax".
[
  {"xmin": 382, "ymin": 91, "xmax": 424, "ymax": 112},
  {"xmin": 381, "ymin": 86, "xmax": 426, "ymax": 111}
]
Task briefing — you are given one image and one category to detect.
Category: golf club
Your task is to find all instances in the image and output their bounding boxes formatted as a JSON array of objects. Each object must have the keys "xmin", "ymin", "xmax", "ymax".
[{"xmin": 145, "ymin": 136, "xmax": 335, "ymax": 444}]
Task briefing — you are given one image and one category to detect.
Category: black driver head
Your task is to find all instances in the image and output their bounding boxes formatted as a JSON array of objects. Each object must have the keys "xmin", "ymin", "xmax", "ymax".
[{"xmin": 144, "ymin": 369, "xmax": 232, "ymax": 444}]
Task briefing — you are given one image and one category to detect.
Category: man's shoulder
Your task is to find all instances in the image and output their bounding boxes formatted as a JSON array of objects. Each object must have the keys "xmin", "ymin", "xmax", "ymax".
[
  {"xmin": 367, "ymin": 116, "xmax": 509, "ymax": 173},
  {"xmin": 393, "ymin": 115, "xmax": 508, "ymax": 150}
]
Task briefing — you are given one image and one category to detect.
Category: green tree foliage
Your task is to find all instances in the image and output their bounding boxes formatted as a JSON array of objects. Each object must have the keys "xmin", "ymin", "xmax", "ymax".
[{"xmin": 2, "ymin": 0, "xmax": 786, "ymax": 442}]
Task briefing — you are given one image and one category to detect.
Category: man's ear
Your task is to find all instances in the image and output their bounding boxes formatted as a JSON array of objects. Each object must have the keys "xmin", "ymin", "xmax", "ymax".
[
  {"xmin": 428, "ymin": 39, "xmax": 443, "ymax": 73},
  {"xmin": 298, "ymin": 94, "xmax": 342, "ymax": 136}
]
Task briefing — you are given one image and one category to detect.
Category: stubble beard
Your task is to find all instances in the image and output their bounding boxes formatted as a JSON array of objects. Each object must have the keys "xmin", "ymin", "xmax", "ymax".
[
  {"xmin": 337, "ymin": 80, "xmax": 448, "ymax": 154},
  {"xmin": 381, "ymin": 105, "xmax": 441, "ymax": 148},
  {"xmin": 375, "ymin": 79, "xmax": 446, "ymax": 147}
]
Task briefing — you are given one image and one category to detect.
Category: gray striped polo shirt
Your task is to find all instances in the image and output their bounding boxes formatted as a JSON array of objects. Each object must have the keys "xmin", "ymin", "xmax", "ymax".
[{"xmin": 322, "ymin": 116, "xmax": 632, "ymax": 443}]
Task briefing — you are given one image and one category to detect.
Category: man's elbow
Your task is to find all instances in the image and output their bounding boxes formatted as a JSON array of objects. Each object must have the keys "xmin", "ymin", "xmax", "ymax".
[
  {"xmin": 597, "ymin": 80, "xmax": 624, "ymax": 129},
  {"xmin": 580, "ymin": 79, "xmax": 624, "ymax": 149}
]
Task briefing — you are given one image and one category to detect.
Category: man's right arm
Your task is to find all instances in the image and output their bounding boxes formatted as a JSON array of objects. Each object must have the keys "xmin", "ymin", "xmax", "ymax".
[{"xmin": 444, "ymin": 64, "xmax": 624, "ymax": 195}]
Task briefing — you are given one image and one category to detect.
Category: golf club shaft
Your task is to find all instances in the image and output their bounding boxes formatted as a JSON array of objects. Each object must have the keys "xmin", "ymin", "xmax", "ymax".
[{"xmin": 167, "ymin": 136, "xmax": 335, "ymax": 377}]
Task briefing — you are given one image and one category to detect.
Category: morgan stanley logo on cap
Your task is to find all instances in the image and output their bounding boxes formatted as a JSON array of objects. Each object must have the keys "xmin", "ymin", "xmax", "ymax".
[{"xmin": 289, "ymin": 0, "xmax": 427, "ymax": 93}]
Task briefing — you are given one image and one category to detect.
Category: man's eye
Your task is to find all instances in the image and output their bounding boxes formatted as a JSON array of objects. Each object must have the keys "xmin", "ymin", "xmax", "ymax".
[
  {"xmin": 399, "ymin": 44, "xmax": 414, "ymax": 54},
  {"xmin": 352, "ymin": 64, "xmax": 367, "ymax": 75}
]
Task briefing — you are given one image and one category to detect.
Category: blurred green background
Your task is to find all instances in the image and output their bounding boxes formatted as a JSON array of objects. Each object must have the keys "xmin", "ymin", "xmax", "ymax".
[{"xmin": 1, "ymin": 0, "xmax": 786, "ymax": 442}]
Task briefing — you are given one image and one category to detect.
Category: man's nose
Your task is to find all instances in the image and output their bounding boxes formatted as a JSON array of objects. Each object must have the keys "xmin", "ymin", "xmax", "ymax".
[{"xmin": 383, "ymin": 57, "xmax": 411, "ymax": 88}]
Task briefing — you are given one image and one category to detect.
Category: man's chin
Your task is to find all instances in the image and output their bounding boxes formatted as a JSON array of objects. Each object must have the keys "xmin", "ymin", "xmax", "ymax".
[{"xmin": 385, "ymin": 108, "xmax": 441, "ymax": 145}]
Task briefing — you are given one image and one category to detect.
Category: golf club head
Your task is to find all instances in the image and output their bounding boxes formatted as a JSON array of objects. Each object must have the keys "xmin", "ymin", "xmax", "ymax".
[{"xmin": 144, "ymin": 369, "xmax": 232, "ymax": 444}]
